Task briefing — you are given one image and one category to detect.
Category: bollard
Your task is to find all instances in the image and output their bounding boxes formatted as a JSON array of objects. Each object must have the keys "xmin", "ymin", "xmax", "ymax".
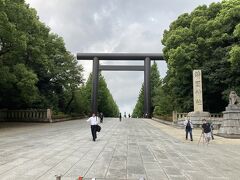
[{"xmin": 55, "ymin": 175, "xmax": 62, "ymax": 180}]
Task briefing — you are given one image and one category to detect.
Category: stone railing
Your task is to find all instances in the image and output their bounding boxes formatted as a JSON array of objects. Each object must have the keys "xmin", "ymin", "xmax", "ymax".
[
  {"xmin": 0, "ymin": 109, "xmax": 7, "ymax": 122},
  {"xmin": 0, "ymin": 109, "xmax": 52, "ymax": 122},
  {"xmin": 173, "ymin": 111, "xmax": 223, "ymax": 121},
  {"xmin": 172, "ymin": 111, "xmax": 188, "ymax": 122},
  {"xmin": 173, "ymin": 111, "xmax": 223, "ymax": 129},
  {"xmin": 210, "ymin": 113, "xmax": 223, "ymax": 118}
]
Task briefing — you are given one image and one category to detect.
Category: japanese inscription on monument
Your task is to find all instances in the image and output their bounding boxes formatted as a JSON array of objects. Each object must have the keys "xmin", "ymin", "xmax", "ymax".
[{"xmin": 193, "ymin": 70, "xmax": 203, "ymax": 112}]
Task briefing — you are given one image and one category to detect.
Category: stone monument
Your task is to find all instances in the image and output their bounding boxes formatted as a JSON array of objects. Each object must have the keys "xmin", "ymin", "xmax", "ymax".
[
  {"xmin": 188, "ymin": 70, "xmax": 210, "ymax": 126},
  {"xmin": 218, "ymin": 91, "xmax": 240, "ymax": 138}
]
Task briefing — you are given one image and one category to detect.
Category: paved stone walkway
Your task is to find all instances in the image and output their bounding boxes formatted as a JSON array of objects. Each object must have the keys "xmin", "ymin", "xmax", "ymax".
[{"xmin": 0, "ymin": 118, "xmax": 240, "ymax": 180}]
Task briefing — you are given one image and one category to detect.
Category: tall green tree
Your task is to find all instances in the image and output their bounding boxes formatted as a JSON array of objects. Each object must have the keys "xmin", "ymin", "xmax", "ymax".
[
  {"xmin": 151, "ymin": 62, "xmax": 162, "ymax": 111},
  {"xmin": 0, "ymin": 0, "xmax": 84, "ymax": 112},
  {"xmin": 160, "ymin": 0, "xmax": 240, "ymax": 114}
]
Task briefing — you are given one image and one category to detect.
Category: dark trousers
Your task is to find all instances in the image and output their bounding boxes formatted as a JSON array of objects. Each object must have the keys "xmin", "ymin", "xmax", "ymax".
[
  {"xmin": 186, "ymin": 129, "xmax": 193, "ymax": 140},
  {"xmin": 91, "ymin": 125, "xmax": 97, "ymax": 141}
]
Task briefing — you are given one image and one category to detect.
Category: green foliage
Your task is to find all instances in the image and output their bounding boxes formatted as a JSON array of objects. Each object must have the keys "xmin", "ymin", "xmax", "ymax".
[
  {"xmin": 132, "ymin": 85, "xmax": 144, "ymax": 118},
  {"xmin": 153, "ymin": 82, "xmax": 174, "ymax": 116},
  {"xmin": 0, "ymin": 0, "xmax": 84, "ymax": 112},
  {"xmin": 159, "ymin": 0, "xmax": 240, "ymax": 114},
  {"xmin": 13, "ymin": 64, "xmax": 39, "ymax": 106},
  {"xmin": 132, "ymin": 62, "xmax": 162, "ymax": 117},
  {"xmin": 98, "ymin": 75, "xmax": 119, "ymax": 117},
  {"xmin": 151, "ymin": 62, "xmax": 162, "ymax": 107},
  {"xmin": 72, "ymin": 73, "xmax": 119, "ymax": 117},
  {"xmin": 229, "ymin": 45, "xmax": 240, "ymax": 65},
  {"xmin": 70, "ymin": 85, "xmax": 90, "ymax": 116}
]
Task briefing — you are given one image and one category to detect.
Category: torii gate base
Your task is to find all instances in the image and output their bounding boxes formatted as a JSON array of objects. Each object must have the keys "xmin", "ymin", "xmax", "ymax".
[{"xmin": 77, "ymin": 53, "xmax": 164, "ymax": 118}]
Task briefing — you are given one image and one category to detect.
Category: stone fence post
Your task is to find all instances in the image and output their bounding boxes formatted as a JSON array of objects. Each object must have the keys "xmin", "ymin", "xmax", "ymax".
[
  {"xmin": 47, "ymin": 109, "xmax": 52, "ymax": 123},
  {"xmin": 172, "ymin": 111, "xmax": 177, "ymax": 122},
  {"xmin": 0, "ymin": 110, "xmax": 7, "ymax": 121}
]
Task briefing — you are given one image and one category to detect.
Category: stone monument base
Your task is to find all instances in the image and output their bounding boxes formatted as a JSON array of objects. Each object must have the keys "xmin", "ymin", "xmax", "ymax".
[
  {"xmin": 187, "ymin": 111, "xmax": 210, "ymax": 127},
  {"xmin": 217, "ymin": 105, "xmax": 240, "ymax": 138}
]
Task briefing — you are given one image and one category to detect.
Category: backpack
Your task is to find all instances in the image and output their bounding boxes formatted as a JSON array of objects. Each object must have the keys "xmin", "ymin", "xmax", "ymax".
[{"xmin": 186, "ymin": 120, "xmax": 191, "ymax": 129}]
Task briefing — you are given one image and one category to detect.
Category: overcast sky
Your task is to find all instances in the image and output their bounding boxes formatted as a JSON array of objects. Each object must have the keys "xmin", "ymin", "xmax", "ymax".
[{"xmin": 26, "ymin": 0, "xmax": 220, "ymax": 115}]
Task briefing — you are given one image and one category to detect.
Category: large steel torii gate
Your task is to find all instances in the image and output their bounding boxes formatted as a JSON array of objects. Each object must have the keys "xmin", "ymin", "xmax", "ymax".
[{"xmin": 77, "ymin": 53, "xmax": 164, "ymax": 118}]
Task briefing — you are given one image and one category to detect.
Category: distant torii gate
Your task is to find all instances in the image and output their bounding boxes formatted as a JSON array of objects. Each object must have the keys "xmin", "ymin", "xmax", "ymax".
[{"xmin": 77, "ymin": 53, "xmax": 164, "ymax": 118}]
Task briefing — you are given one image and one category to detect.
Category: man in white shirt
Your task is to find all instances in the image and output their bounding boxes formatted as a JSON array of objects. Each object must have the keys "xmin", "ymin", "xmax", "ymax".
[{"xmin": 86, "ymin": 113, "xmax": 98, "ymax": 141}]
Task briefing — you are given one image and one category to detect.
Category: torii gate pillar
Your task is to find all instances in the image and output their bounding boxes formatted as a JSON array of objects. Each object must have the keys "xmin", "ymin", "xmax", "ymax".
[
  {"xmin": 144, "ymin": 57, "xmax": 151, "ymax": 118},
  {"xmin": 92, "ymin": 57, "xmax": 99, "ymax": 114}
]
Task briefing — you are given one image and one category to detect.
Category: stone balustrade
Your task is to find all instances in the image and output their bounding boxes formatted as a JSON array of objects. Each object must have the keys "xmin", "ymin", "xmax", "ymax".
[
  {"xmin": 0, "ymin": 110, "xmax": 7, "ymax": 121},
  {"xmin": 0, "ymin": 109, "xmax": 52, "ymax": 122},
  {"xmin": 172, "ymin": 111, "xmax": 188, "ymax": 122},
  {"xmin": 173, "ymin": 111, "xmax": 223, "ymax": 129},
  {"xmin": 177, "ymin": 113, "xmax": 188, "ymax": 120},
  {"xmin": 210, "ymin": 113, "xmax": 223, "ymax": 118},
  {"xmin": 174, "ymin": 111, "xmax": 223, "ymax": 121}
]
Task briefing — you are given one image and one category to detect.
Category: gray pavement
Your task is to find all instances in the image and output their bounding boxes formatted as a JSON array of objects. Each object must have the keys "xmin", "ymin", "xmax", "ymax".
[{"xmin": 0, "ymin": 118, "xmax": 240, "ymax": 180}]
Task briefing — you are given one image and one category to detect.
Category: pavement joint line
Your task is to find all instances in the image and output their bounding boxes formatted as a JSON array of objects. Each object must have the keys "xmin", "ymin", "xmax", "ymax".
[
  {"xmin": 33, "ymin": 125, "xmax": 91, "ymax": 179},
  {"xmin": 126, "ymin": 125, "xmax": 130, "ymax": 179},
  {"xmin": 102, "ymin": 133, "xmax": 117, "ymax": 178},
  {"xmin": 38, "ymin": 132, "xmax": 91, "ymax": 178},
  {"xmin": 141, "ymin": 120, "xmax": 195, "ymax": 180},
  {"xmin": 141, "ymin": 120, "xmax": 182, "ymax": 180},
  {"xmin": 0, "ymin": 143, "xmax": 69, "ymax": 177},
  {"xmin": 35, "ymin": 147, "xmax": 80, "ymax": 179},
  {"xmin": 143, "ymin": 126, "xmax": 170, "ymax": 179},
  {"xmin": 144, "ymin": 119, "xmax": 240, "ymax": 145},
  {"xmin": 137, "ymin": 125, "xmax": 148, "ymax": 180},
  {"xmin": 47, "ymin": 145, "xmax": 88, "ymax": 178},
  {"xmin": 82, "ymin": 125, "xmax": 114, "ymax": 179}
]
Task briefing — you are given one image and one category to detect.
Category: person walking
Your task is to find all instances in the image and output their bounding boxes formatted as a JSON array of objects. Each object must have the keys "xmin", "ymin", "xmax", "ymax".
[
  {"xmin": 99, "ymin": 112, "xmax": 104, "ymax": 123},
  {"xmin": 124, "ymin": 112, "xmax": 126, "ymax": 118},
  {"xmin": 202, "ymin": 119, "xmax": 211, "ymax": 144},
  {"xmin": 210, "ymin": 122, "xmax": 214, "ymax": 140},
  {"xmin": 119, "ymin": 113, "xmax": 122, "ymax": 122},
  {"xmin": 86, "ymin": 113, "xmax": 98, "ymax": 141},
  {"xmin": 184, "ymin": 117, "xmax": 193, "ymax": 141}
]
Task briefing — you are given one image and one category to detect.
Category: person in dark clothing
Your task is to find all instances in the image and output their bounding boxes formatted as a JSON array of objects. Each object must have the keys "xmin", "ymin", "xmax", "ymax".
[
  {"xmin": 210, "ymin": 122, "xmax": 214, "ymax": 140},
  {"xmin": 184, "ymin": 118, "xmax": 193, "ymax": 141},
  {"xmin": 124, "ymin": 112, "xmax": 126, "ymax": 118},
  {"xmin": 99, "ymin": 112, "xmax": 104, "ymax": 123},
  {"xmin": 119, "ymin": 113, "xmax": 122, "ymax": 122},
  {"xmin": 202, "ymin": 119, "xmax": 211, "ymax": 144}
]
